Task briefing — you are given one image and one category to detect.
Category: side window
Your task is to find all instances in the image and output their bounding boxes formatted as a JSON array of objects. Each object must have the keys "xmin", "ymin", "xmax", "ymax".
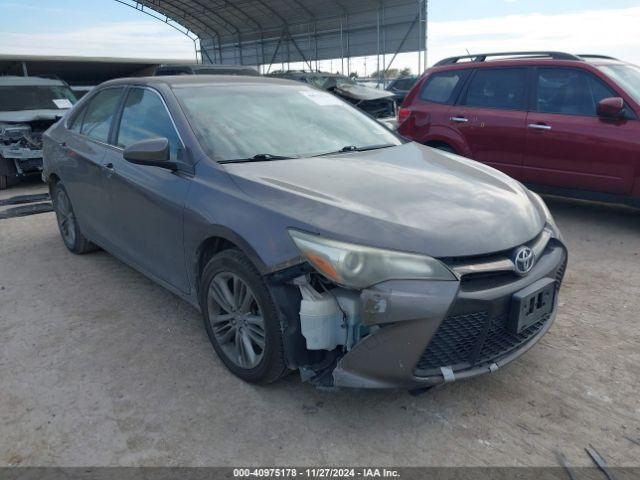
[
  {"xmin": 536, "ymin": 68, "xmax": 616, "ymax": 116},
  {"xmin": 116, "ymin": 88, "xmax": 182, "ymax": 160},
  {"xmin": 394, "ymin": 78, "xmax": 416, "ymax": 91},
  {"xmin": 68, "ymin": 106, "xmax": 86, "ymax": 133},
  {"xmin": 419, "ymin": 70, "xmax": 468, "ymax": 104},
  {"xmin": 464, "ymin": 68, "xmax": 527, "ymax": 110},
  {"xmin": 80, "ymin": 88, "xmax": 124, "ymax": 143}
]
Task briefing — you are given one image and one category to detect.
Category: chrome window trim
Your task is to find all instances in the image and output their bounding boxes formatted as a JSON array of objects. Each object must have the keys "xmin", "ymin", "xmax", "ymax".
[
  {"xmin": 64, "ymin": 85, "xmax": 124, "ymax": 131},
  {"xmin": 451, "ymin": 229, "xmax": 552, "ymax": 278},
  {"xmin": 63, "ymin": 85, "xmax": 186, "ymax": 154}
]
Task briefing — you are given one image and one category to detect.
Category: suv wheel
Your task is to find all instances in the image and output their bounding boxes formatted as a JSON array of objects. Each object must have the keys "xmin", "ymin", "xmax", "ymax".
[
  {"xmin": 52, "ymin": 181, "xmax": 98, "ymax": 254},
  {"xmin": 200, "ymin": 249, "xmax": 287, "ymax": 384}
]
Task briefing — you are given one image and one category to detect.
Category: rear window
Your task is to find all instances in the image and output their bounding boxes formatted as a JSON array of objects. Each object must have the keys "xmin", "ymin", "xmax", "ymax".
[
  {"xmin": 464, "ymin": 68, "xmax": 527, "ymax": 110},
  {"xmin": 419, "ymin": 71, "xmax": 468, "ymax": 104}
]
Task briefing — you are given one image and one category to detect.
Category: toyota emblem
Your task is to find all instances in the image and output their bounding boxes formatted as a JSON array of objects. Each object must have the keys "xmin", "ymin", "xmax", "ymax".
[{"xmin": 513, "ymin": 246, "xmax": 535, "ymax": 275}]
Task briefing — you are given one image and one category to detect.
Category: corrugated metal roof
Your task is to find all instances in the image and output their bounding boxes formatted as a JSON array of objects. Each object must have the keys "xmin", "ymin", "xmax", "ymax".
[{"xmin": 133, "ymin": 0, "xmax": 427, "ymax": 66}]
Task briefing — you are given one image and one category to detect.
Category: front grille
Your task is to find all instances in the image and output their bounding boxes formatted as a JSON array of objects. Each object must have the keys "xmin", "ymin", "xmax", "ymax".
[
  {"xmin": 415, "ymin": 242, "xmax": 566, "ymax": 378},
  {"xmin": 415, "ymin": 310, "xmax": 551, "ymax": 375}
]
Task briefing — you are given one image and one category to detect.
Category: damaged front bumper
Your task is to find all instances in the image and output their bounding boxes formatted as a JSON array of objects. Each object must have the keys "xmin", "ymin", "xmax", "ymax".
[{"xmin": 331, "ymin": 241, "xmax": 567, "ymax": 389}]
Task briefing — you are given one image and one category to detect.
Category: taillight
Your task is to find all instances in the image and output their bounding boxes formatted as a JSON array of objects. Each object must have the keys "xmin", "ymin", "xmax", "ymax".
[{"xmin": 397, "ymin": 107, "xmax": 411, "ymax": 125}]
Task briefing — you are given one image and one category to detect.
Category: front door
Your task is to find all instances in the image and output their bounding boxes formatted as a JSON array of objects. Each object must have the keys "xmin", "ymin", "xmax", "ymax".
[
  {"xmin": 450, "ymin": 67, "xmax": 529, "ymax": 180},
  {"xmin": 104, "ymin": 87, "xmax": 191, "ymax": 292},
  {"xmin": 523, "ymin": 67, "xmax": 640, "ymax": 195}
]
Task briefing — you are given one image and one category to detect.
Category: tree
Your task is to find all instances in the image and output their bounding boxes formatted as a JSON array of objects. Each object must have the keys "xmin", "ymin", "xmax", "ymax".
[
  {"xmin": 370, "ymin": 68, "xmax": 399, "ymax": 78},
  {"xmin": 399, "ymin": 67, "xmax": 412, "ymax": 76},
  {"xmin": 348, "ymin": 71, "xmax": 359, "ymax": 78}
]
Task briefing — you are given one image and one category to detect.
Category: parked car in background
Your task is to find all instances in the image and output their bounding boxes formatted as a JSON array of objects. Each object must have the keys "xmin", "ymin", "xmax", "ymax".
[
  {"xmin": 272, "ymin": 71, "xmax": 397, "ymax": 119},
  {"xmin": 43, "ymin": 75, "xmax": 566, "ymax": 390},
  {"xmin": 386, "ymin": 75, "xmax": 418, "ymax": 103},
  {"xmin": 154, "ymin": 64, "xmax": 259, "ymax": 76},
  {"xmin": 0, "ymin": 75, "xmax": 77, "ymax": 189},
  {"xmin": 398, "ymin": 52, "xmax": 640, "ymax": 207}
]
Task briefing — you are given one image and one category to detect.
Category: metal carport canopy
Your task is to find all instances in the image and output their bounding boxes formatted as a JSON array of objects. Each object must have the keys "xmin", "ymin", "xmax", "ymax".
[{"xmin": 131, "ymin": 0, "xmax": 428, "ymax": 68}]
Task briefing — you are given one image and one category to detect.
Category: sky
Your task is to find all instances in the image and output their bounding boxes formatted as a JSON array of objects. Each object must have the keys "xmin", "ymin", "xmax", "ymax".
[{"xmin": 1, "ymin": 0, "xmax": 640, "ymax": 75}]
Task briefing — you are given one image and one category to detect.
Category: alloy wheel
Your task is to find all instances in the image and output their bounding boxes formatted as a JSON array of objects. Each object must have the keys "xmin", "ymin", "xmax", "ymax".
[
  {"xmin": 207, "ymin": 271, "xmax": 266, "ymax": 369},
  {"xmin": 55, "ymin": 189, "xmax": 76, "ymax": 247}
]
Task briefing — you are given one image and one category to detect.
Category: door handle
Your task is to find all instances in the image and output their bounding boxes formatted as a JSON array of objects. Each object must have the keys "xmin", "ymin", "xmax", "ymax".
[
  {"xmin": 528, "ymin": 123, "xmax": 552, "ymax": 131},
  {"xmin": 103, "ymin": 162, "xmax": 115, "ymax": 171},
  {"xmin": 450, "ymin": 116, "xmax": 469, "ymax": 123}
]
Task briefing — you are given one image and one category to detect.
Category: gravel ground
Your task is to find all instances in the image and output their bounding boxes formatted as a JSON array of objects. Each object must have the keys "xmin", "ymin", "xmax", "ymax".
[{"xmin": 1, "ymin": 181, "xmax": 639, "ymax": 467}]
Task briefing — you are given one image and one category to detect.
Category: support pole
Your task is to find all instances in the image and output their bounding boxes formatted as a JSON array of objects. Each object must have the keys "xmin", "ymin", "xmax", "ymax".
[
  {"xmin": 384, "ymin": 15, "xmax": 419, "ymax": 75},
  {"xmin": 424, "ymin": 0, "xmax": 429, "ymax": 70}
]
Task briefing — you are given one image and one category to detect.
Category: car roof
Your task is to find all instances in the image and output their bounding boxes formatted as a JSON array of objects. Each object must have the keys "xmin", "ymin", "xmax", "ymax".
[
  {"xmin": 276, "ymin": 71, "xmax": 343, "ymax": 78},
  {"xmin": 428, "ymin": 54, "xmax": 628, "ymax": 73},
  {"xmin": 157, "ymin": 64, "xmax": 256, "ymax": 71},
  {"xmin": 0, "ymin": 75, "xmax": 67, "ymax": 86},
  {"xmin": 98, "ymin": 75, "xmax": 301, "ymax": 89}
]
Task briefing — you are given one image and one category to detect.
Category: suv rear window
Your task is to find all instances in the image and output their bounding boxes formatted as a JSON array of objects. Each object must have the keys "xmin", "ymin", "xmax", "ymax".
[
  {"xmin": 464, "ymin": 68, "xmax": 527, "ymax": 110},
  {"xmin": 419, "ymin": 70, "xmax": 468, "ymax": 104}
]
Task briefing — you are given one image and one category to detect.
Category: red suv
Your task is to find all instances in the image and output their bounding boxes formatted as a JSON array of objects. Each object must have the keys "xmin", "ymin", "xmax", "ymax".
[{"xmin": 398, "ymin": 51, "xmax": 640, "ymax": 207}]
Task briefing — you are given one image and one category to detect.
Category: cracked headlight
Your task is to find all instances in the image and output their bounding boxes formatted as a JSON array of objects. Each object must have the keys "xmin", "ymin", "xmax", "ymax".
[{"xmin": 288, "ymin": 230, "xmax": 456, "ymax": 289}]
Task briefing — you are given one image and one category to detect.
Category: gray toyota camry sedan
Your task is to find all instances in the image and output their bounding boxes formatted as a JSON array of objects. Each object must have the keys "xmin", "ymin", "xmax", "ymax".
[{"xmin": 43, "ymin": 75, "xmax": 567, "ymax": 390}]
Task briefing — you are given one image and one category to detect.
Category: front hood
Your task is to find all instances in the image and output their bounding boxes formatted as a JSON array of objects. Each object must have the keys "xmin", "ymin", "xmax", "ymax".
[
  {"xmin": 0, "ymin": 109, "xmax": 67, "ymax": 123},
  {"xmin": 226, "ymin": 143, "xmax": 545, "ymax": 258},
  {"xmin": 333, "ymin": 84, "xmax": 396, "ymax": 101}
]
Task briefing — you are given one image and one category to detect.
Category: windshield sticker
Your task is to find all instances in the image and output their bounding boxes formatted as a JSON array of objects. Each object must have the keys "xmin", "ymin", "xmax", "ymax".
[
  {"xmin": 52, "ymin": 98, "xmax": 73, "ymax": 109},
  {"xmin": 299, "ymin": 90, "xmax": 342, "ymax": 106}
]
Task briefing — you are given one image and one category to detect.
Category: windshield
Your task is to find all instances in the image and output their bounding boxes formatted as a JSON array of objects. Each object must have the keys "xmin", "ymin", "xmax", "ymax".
[
  {"xmin": 173, "ymin": 84, "xmax": 401, "ymax": 161},
  {"xmin": 0, "ymin": 85, "xmax": 77, "ymax": 112},
  {"xmin": 598, "ymin": 64, "xmax": 640, "ymax": 104}
]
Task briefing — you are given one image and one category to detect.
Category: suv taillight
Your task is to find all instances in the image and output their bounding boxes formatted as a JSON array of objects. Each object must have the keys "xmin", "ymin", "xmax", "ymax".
[{"xmin": 397, "ymin": 107, "xmax": 411, "ymax": 125}]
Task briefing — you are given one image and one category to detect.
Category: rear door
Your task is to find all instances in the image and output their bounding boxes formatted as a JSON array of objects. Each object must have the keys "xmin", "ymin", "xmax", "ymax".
[
  {"xmin": 58, "ymin": 87, "xmax": 125, "ymax": 244},
  {"xmin": 398, "ymin": 69, "xmax": 470, "ymax": 144},
  {"xmin": 103, "ymin": 86, "xmax": 191, "ymax": 292},
  {"xmin": 449, "ymin": 67, "xmax": 529, "ymax": 179},
  {"xmin": 523, "ymin": 67, "xmax": 639, "ymax": 194}
]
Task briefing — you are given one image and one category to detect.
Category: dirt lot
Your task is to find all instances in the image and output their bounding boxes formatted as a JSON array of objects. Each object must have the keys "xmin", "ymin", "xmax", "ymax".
[{"xmin": 1, "ymin": 180, "xmax": 639, "ymax": 467}]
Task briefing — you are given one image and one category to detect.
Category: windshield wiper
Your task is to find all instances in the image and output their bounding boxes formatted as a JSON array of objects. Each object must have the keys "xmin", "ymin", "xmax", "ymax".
[
  {"xmin": 313, "ymin": 144, "xmax": 397, "ymax": 157},
  {"xmin": 219, "ymin": 153, "xmax": 297, "ymax": 164}
]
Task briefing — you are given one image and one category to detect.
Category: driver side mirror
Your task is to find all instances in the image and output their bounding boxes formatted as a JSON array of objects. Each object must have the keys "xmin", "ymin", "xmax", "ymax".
[
  {"xmin": 123, "ymin": 137, "xmax": 176, "ymax": 170},
  {"xmin": 597, "ymin": 97, "xmax": 625, "ymax": 118}
]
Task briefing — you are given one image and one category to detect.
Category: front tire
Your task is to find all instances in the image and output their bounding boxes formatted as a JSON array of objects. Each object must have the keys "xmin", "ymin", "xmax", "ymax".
[
  {"xmin": 52, "ymin": 181, "xmax": 98, "ymax": 254},
  {"xmin": 200, "ymin": 249, "xmax": 287, "ymax": 384}
]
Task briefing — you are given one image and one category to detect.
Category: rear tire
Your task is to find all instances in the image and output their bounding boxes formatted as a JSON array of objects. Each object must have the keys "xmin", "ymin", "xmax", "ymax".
[
  {"xmin": 51, "ymin": 181, "xmax": 98, "ymax": 254},
  {"xmin": 200, "ymin": 249, "xmax": 287, "ymax": 384}
]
